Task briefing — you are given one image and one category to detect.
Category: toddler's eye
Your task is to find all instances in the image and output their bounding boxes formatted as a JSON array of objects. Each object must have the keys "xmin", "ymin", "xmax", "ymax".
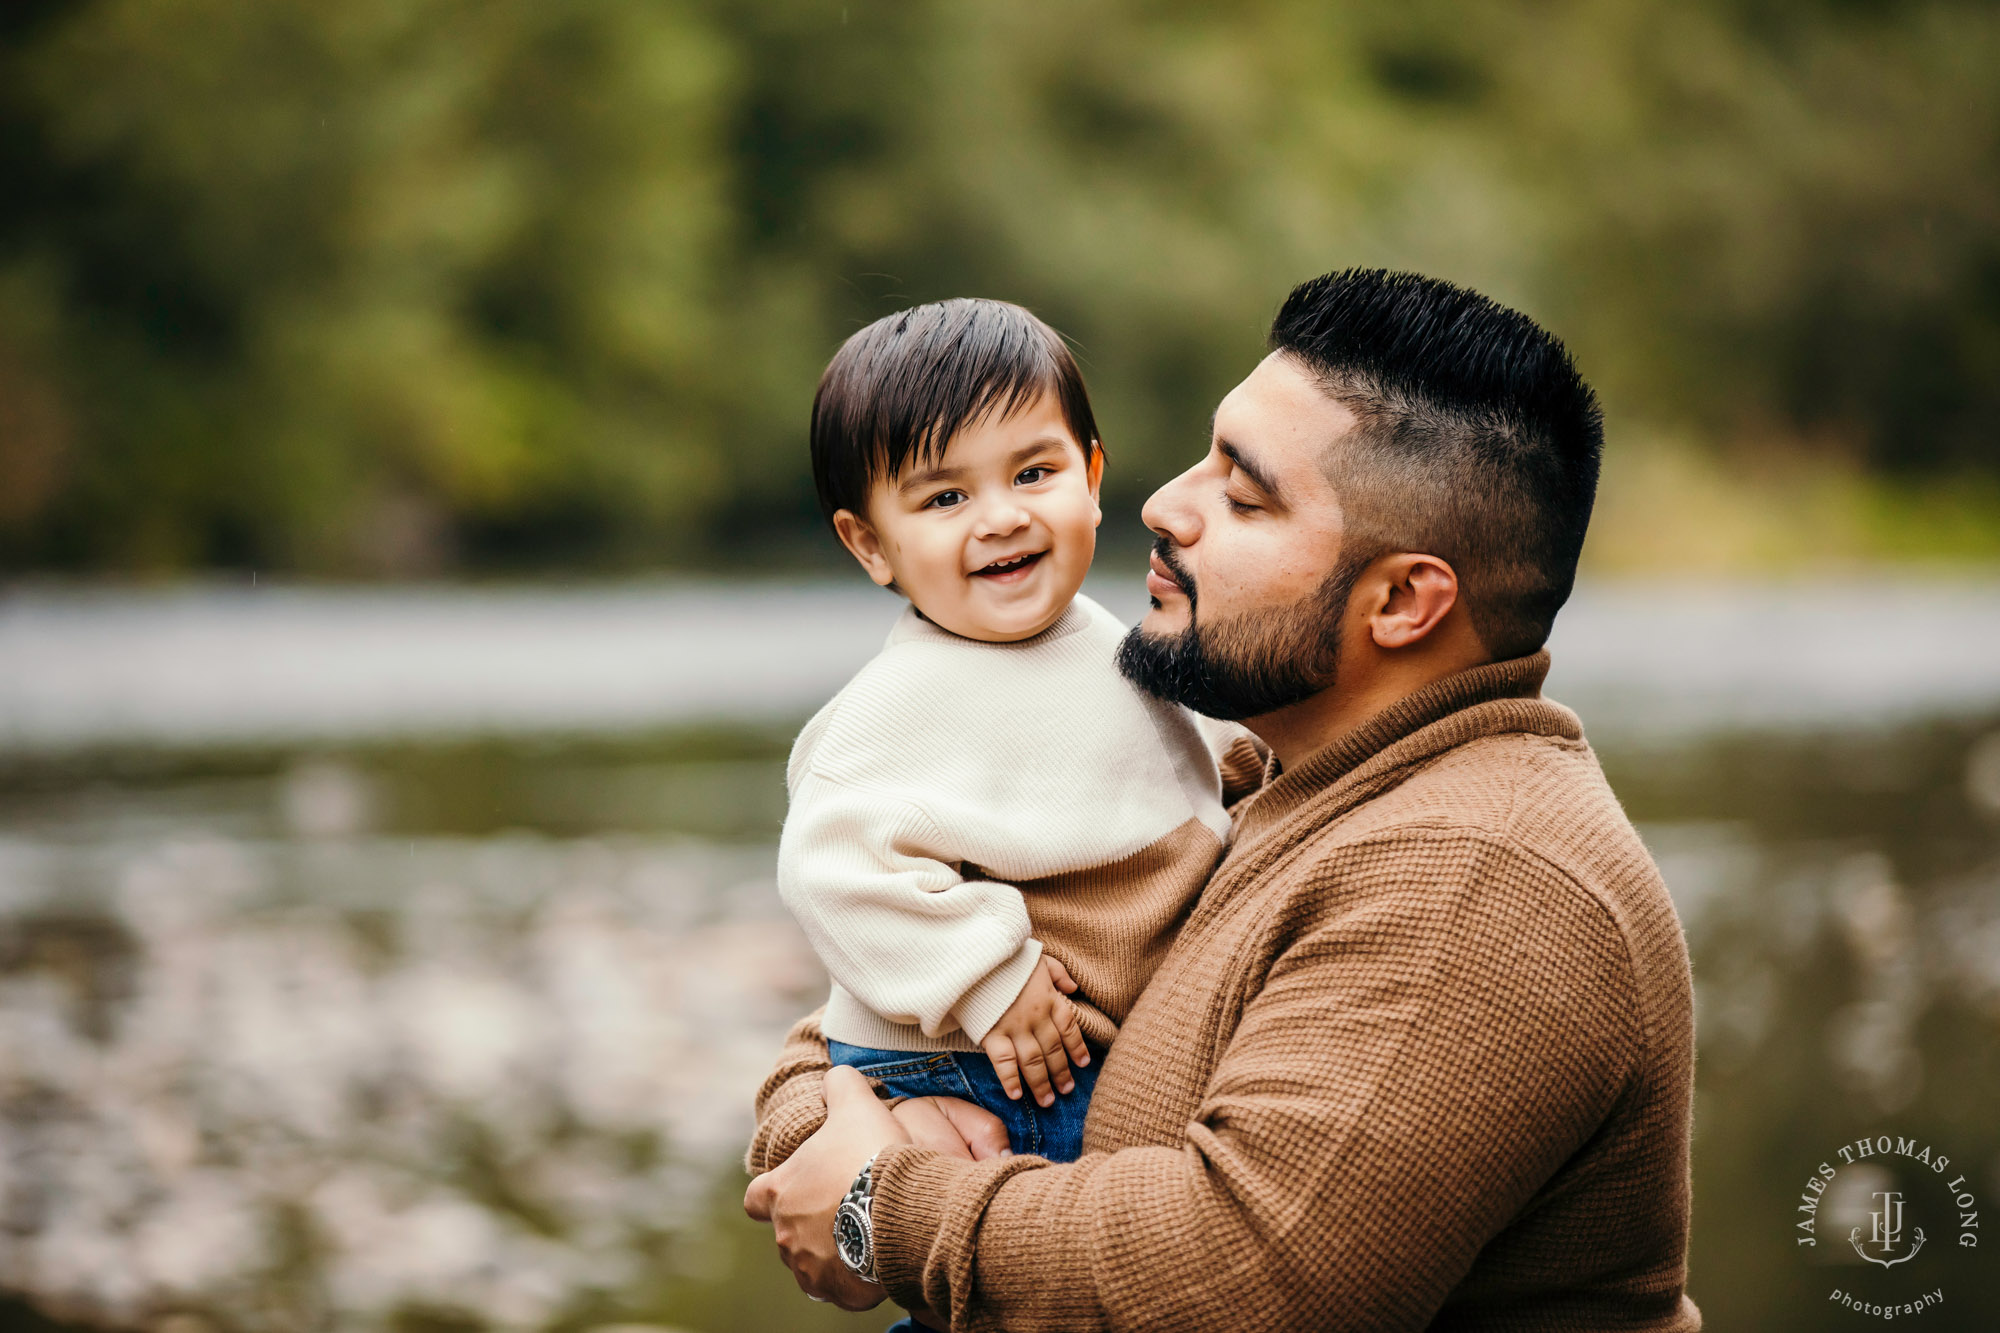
[
  {"xmin": 1015, "ymin": 467, "xmax": 1050, "ymax": 485},
  {"xmin": 926, "ymin": 490, "xmax": 966, "ymax": 510}
]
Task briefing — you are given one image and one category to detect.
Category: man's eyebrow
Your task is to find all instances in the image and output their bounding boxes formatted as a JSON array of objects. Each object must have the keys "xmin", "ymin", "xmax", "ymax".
[{"xmin": 1218, "ymin": 439, "xmax": 1282, "ymax": 500}]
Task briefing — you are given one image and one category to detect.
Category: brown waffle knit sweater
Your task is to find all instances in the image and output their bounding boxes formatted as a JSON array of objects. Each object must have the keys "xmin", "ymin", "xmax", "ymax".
[{"xmin": 748, "ymin": 652, "xmax": 1700, "ymax": 1332}]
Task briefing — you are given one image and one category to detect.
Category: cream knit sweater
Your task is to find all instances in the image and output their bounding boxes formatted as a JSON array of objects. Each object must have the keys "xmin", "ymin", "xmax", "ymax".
[{"xmin": 778, "ymin": 594, "xmax": 1241, "ymax": 1052}]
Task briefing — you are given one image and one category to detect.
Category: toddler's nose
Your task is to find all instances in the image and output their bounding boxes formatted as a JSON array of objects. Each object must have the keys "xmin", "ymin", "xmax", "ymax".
[{"xmin": 971, "ymin": 496, "xmax": 1032, "ymax": 539}]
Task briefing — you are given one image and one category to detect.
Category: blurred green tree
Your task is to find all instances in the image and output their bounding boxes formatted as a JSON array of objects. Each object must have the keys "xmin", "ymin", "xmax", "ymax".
[{"xmin": 1, "ymin": 0, "xmax": 1995, "ymax": 575}]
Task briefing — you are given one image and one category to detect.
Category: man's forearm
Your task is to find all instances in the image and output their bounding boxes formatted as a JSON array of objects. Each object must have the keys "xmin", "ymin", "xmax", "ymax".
[{"xmin": 746, "ymin": 1008, "xmax": 832, "ymax": 1174}]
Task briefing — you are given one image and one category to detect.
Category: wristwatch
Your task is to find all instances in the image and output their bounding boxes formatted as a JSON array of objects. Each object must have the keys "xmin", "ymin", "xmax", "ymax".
[{"xmin": 833, "ymin": 1153, "xmax": 881, "ymax": 1285}]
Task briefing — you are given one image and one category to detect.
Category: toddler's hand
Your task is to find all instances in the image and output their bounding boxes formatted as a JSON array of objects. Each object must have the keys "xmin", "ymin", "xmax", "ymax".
[{"xmin": 980, "ymin": 955, "xmax": 1091, "ymax": 1107}]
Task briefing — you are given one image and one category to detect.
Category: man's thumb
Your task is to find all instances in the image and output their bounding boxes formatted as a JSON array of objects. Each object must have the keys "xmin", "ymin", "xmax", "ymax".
[{"xmin": 823, "ymin": 1063, "xmax": 876, "ymax": 1109}]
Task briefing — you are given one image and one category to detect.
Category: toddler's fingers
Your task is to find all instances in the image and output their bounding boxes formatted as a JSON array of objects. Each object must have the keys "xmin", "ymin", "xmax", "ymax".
[
  {"xmin": 1034, "ymin": 1020, "xmax": 1074, "ymax": 1095},
  {"xmin": 1042, "ymin": 955, "xmax": 1079, "ymax": 994},
  {"xmin": 983, "ymin": 1034, "xmax": 1025, "ymax": 1101},
  {"xmin": 1055, "ymin": 998, "xmax": 1090, "ymax": 1069},
  {"xmin": 1017, "ymin": 1037, "xmax": 1056, "ymax": 1107}
]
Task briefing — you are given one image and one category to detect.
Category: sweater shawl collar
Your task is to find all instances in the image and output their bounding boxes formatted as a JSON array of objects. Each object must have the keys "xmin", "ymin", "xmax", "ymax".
[{"xmin": 1226, "ymin": 650, "xmax": 1576, "ymax": 868}]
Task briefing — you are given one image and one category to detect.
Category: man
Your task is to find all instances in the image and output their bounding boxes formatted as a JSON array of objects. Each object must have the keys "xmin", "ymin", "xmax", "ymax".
[{"xmin": 745, "ymin": 269, "xmax": 1700, "ymax": 1332}]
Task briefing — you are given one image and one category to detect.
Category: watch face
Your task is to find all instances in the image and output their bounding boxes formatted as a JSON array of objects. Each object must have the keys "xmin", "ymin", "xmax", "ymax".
[{"xmin": 834, "ymin": 1201, "xmax": 870, "ymax": 1272}]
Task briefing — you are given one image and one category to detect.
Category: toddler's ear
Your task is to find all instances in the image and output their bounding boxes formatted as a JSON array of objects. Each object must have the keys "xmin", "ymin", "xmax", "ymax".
[
  {"xmin": 832, "ymin": 509, "xmax": 897, "ymax": 587},
  {"xmin": 1087, "ymin": 445, "xmax": 1105, "ymax": 524}
]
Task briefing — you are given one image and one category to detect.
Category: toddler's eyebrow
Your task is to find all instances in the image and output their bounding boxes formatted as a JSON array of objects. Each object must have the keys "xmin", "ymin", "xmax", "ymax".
[
  {"xmin": 1005, "ymin": 438, "xmax": 1071, "ymax": 465},
  {"xmin": 897, "ymin": 462, "xmax": 963, "ymax": 494},
  {"xmin": 895, "ymin": 438, "xmax": 1071, "ymax": 494}
]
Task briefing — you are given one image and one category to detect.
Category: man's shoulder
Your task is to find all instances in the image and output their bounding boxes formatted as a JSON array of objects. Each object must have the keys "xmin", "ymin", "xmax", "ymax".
[
  {"xmin": 1298, "ymin": 728, "xmax": 1670, "ymax": 938},
  {"xmin": 1309, "ymin": 726, "xmax": 1691, "ymax": 1013},
  {"xmin": 1332, "ymin": 726, "xmax": 1637, "ymax": 870}
]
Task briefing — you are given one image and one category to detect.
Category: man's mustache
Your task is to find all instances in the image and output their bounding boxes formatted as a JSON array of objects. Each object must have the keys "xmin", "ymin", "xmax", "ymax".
[{"xmin": 1151, "ymin": 537, "xmax": 1198, "ymax": 612}]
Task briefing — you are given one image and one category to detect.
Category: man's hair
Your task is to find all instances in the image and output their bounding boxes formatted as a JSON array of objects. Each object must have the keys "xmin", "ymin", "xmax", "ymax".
[
  {"xmin": 1269, "ymin": 269, "xmax": 1603, "ymax": 660},
  {"xmin": 810, "ymin": 298, "xmax": 1099, "ymax": 525}
]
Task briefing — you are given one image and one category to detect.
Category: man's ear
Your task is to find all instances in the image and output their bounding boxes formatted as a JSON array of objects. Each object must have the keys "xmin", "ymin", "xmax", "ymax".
[
  {"xmin": 831, "ymin": 508, "xmax": 897, "ymax": 587},
  {"xmin": 1366, "ymin": 553, "xmax": 1460, "ymax": 650}
]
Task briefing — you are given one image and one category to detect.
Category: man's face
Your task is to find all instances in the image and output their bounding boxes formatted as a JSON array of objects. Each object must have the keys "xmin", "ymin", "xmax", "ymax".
[{"xmin": 1118, "ymin": 353, "xmax": 1365, "ymax": 720}]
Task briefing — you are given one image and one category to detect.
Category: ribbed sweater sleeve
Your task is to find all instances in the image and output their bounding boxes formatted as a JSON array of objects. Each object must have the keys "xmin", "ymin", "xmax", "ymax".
[
  {"xmin": 744, "ymin": 1008, "xmax": 831, "ymax": 1174},
  {"xmin": 777, "ymin": 772, "xmax": 1040, "ymax": 1042},
  {"xmin": 870, "ymin": 832, "xmax": 1644, "ymax": 1332}
]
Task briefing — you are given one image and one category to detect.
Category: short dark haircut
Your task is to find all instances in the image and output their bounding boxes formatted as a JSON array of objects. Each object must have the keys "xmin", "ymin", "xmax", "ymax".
[
  {"xmin": 810, "ymin": 299, "xmax": 1100, "ymax": 525},
  {"xmin": 1269, "ymin": 269, "xmax": 1603, "ymax": 660}
]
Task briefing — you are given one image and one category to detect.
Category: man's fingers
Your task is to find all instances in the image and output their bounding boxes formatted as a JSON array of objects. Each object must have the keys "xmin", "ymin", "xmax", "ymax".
[
  {"xmin": 821, "ymin": 1063, "xmax": 877, "ymax": 1110},
  {"xmin": 1055, "ymin": 998, "xmax": 1091, "ymax": 1069},
  {"xmin": 934, "ymin": 1095, "xmax": 1013, "ymax": 1160},
  {"xmin": 984, "ymin": 1034, "xmax": 1024, "ymax": 1100},
  {"xmin": 743, "ymin": 1170, "xmax": 778, "ymax": 1221},
  {"xmin": 892, "ymin": 1097, "xmax": 976, "ymax": 1160},
  {"xmin": 821, "ymin": 1063, "xmax": 909, "ymax": 1138},
  {"xmin": 1043, "ymin": 954, "xmax": 1079, "ymax": 994}
]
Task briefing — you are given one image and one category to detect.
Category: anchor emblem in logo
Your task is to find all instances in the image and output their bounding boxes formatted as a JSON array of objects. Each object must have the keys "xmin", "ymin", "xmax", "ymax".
[{"xmin": 1850, "ymin": 1190, "xmax": 1926, "ymax": 1268}]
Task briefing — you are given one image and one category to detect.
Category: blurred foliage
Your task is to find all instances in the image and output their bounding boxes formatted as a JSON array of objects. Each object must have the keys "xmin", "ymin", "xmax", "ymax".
[{"xmin": 1, "ymin": 0, "xmax": 1996, "ymax": 575}]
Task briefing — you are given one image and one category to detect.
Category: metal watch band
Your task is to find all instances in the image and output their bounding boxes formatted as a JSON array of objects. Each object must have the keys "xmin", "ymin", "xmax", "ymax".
[{"xmin": 833, "ymin": 1152, "xmax": 881, "ymax": 1285}]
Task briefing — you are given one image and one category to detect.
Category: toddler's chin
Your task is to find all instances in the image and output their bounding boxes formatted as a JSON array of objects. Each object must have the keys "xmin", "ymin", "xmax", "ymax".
[{"xmin": 971, "ymin": 599, "xmax": 1064, "ymax": 643}]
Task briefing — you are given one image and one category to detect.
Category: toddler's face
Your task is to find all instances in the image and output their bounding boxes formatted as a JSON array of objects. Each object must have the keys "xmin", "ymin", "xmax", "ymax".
[{"xmin": 833, "ymin": 391, "xmax": 1103, "ymax": 642}]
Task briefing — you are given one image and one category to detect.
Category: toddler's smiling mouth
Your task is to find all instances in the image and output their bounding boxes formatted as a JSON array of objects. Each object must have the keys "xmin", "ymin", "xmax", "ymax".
[{"xmin": 971, "ymin": 550, "xmax": 1047, "ymax": 581}]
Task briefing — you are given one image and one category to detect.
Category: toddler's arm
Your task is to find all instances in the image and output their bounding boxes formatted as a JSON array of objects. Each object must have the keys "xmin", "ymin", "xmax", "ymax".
[{"xmin": 778, "ymin": 771, "xmax": 1045, "ymax": 1045}]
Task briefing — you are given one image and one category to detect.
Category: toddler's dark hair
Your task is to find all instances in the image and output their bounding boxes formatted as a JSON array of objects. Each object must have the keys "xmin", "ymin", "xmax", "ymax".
[{"xmin": 810, "ymin": 299, "xmax": 1099, "ymax": 525}]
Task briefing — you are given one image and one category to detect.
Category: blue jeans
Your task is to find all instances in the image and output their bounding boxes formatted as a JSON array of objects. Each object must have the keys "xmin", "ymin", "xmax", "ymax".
[{"xmin": 828, "ymin": 1039, "xmax": 1100, "ymax": 1162}]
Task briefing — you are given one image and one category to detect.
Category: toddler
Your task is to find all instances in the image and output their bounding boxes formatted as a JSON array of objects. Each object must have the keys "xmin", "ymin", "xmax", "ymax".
[{"xmin": 779, "ymin": 298, "xmax": 1248, "ymax": 1162}]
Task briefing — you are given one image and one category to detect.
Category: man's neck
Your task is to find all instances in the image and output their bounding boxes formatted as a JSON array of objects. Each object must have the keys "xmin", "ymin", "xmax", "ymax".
[{"xmin": 1247, "ymin": 644, "xmax": 1493, "ymax": 771}]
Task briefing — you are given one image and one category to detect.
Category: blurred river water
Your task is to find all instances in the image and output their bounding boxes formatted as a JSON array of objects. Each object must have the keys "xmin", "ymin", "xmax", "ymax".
[{"xmin": 1, "ymin": 578, "xmax": 1998, "ymax": 1332}]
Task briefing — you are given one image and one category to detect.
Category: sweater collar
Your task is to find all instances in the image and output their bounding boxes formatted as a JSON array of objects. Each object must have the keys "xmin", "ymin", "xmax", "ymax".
[
  {"xmin": 1229, "ymin": 650, "xmax": 1575, "ymax": 852},
  {"xmin": 888, "ymin": 595, "xmax": 1096, "ymax": 650}
]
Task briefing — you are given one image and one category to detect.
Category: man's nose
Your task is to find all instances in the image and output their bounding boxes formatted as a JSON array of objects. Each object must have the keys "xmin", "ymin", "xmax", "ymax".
[{"xmin": 1140, "ymin": 465, "xmax": 1201, "ymax": 546}]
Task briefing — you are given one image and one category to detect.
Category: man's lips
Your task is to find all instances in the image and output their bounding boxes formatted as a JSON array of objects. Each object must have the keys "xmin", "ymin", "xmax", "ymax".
[
  {"xmin": 971, "ymin": 550, "xmax": 1046, "ymax": 581},
  {"xmin": 1146, "ymin": 552, "xmax": 1184, "ymax": 600}
]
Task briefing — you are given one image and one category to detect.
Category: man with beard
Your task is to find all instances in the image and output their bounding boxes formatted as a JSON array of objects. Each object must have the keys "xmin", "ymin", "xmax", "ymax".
[{"xmin": 744, "ymin": 269, "xmax": 1700, "ymax": 1333}]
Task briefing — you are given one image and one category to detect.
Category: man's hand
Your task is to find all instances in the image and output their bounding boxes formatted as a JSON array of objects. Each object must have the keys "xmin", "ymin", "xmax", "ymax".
[
  {"xmin": 981, "ymin": 954, "xmax": 1091, "ymax": 1107},
  {"xmin": 743, "ymin": 1066, "xmax": 911, "ymax": 1310},
  {"xmin": 893, "ymin": 1095, "xmax": 1012, "ymax": 1161}
]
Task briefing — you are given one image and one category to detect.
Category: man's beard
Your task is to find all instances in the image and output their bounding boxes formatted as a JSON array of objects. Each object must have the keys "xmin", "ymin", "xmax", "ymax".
[{"xmin": 1115, "ymin": 538, "xmax": 1367, "ymax": 721}]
